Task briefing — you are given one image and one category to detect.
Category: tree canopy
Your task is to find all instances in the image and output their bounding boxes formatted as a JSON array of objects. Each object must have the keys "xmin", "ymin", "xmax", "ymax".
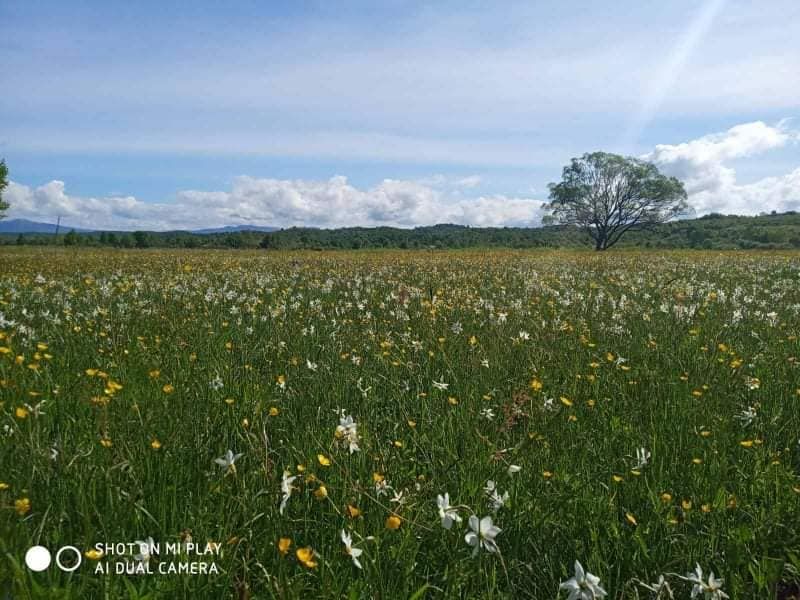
[
  {"xmin": 544, "ymin": 152, "xmax": 688, "ymax": 250},
  {"xmin": 0, "ymin": 160, "xmax": 9, "ymax": 220}
]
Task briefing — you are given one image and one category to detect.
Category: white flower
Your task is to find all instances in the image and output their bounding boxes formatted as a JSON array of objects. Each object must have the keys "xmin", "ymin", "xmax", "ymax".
[
  {"xmin": 484, "ymin": 480, "xmax": 509, "ymax": 512},
  {"xmin": 507, "ymin": 464, "xmax": 522, "ymax": 475},
  {"xmin": 480, "ymin": 408, "xmax": 496, "ymax": 421},
  {"xmin": 336, "ymin": 411, "xmax": 360, "ymax": 454},
  {"xmin": 464, "ymin": 515, "xmax": 501, "ymax": 555},
  {"xmin": 436, "ymin": 493, "xmax": 462, "ymax": 529},
  {"xmin": 518, "ymin": 331, "xmax": 530, "ymax": 341},
  {"xmin": 214, "ymin": 449, "xmax": 243, "ymax": 474},
  {"xmin": 306, "ymin": 359, "xmax": 318, "ymax": 372},
  {"xmin": 686, "ymin": 564, "xmax": 729, "ymax": 599},
  {"xmin": 209, "ymin": 375, "xmax": 224, "ymax": 391},
  {"xmin": 432, "ymin": 380, "xmax": 449, "ymax": 391},
  {"xmin": 340, "ymin": 529, "xmax": 364, "ymax": 569},
  {"xmin": 559, "ymin": 560, "xmax": 607, "ymax": 599},
  {"xmin": 134, "ymin": 537, "xmax": 156, "ymax": 564},
  {"xmin": 481, "ymin": 359, "xmax": 490, "ymax": 368},
  {"xmin": 633, "ymin": 447, "xmax": 651, "ymax": 470},
  {"xmin": 280, "ymin": 470, "xmax": 297, "ymax": 515},
  {"xmin": 451, "ymin": 321, "xmax": 463, "ymax": 334},
  {"xmin": 736, "ymin": 406, "xmax": 757, "ymax": 426}
]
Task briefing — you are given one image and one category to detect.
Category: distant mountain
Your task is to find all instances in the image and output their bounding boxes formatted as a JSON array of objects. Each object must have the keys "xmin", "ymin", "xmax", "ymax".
[
  {"xmin": 190, "ymin": 225, "xmax": 278, "ymax": 234},
  {"xmin": 0, "ymin": 219, "xmax": 277, "ymax": 235},
  {"xmin": 0, "ymin": 219, "xmax": 94, "ymax": 234}
]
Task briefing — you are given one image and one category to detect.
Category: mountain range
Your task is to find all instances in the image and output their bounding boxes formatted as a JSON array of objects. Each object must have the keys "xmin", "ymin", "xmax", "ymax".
[{"xmin": 0, "ymin": 219, "xmax": 277, "ymax": 235}]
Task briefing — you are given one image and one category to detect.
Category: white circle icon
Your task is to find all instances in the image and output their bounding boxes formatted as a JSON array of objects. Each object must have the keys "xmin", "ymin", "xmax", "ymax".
[
  {"xmin": 25, "ymin": 546, "xmax": 52, "ymax": 571},
  {"xmin": 55, "ymin": 546, "xmax": 82, "ymax": 572}
]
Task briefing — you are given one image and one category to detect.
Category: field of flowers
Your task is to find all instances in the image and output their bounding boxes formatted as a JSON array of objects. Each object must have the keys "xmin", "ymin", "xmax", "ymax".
[{"xmin": 1, "ymin": 247, "xmax": 799, "ymax": 599}]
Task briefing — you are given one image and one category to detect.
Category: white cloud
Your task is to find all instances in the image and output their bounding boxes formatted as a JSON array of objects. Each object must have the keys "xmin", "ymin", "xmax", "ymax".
[
  {"xmin": 644, "ymin": 121, "xmax": 800, "ymax": 214},
  {"xmin": 5, "ymin": 176, "xmax": 545, "ymax": 231}
]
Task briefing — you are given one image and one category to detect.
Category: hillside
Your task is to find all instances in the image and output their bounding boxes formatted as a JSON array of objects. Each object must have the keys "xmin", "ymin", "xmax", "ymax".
[{"xmin": 3, "ymin": 211, "xmax": 800, "ymax": 250}]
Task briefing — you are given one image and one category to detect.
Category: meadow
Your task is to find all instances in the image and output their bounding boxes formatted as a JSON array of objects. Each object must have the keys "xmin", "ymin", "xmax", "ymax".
[{"xmin": 1, "ymin": 247, "xmax": 799, "ymax": 599}]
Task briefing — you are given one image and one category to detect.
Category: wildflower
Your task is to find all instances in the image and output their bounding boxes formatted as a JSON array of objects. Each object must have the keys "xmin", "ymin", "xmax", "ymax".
[
  {"xmin": 277, "ymin": 537, "xmax": 291, "ymax": 555},
  {"xmin": 432, "ymin": 380, "xmax": 449, "ymax": 391},
  {"xmin": 464, "ymin": 515, "xmax": 501, "ymax": 555},
  {"xmin": 15, "ymin": 406, "xmax": 28, "ymax": 419},
  {"xmin": 507, "ymin": 464, "xmax": 522, "ymax": 475},
  {"xmin": 317, "ymin": 453, "xmax": 332, "ymax": 466},
  {"xmin": 150, "ymin": 439, "xmax": 162, "ymax": 450},
  {"xmin": 385, "ymin": 515, "xmax": 402, "ymax": 529},
  {"xmin": 209, "ymin": 375, "xmax": 224, "ymax": 391},
  {"xmin": 335, "ymin": 411, "xmax": 360, "ymax": 453},
  {"xmin": 314, "ymin": 484, "xmax": 328, "ymax": 499},
  {"xmin": 633, "ymin": 447, "xmax": 651, "ymax": 470},
  {"xmin": 296, "ymin": 546, "xmax": 318, "ymax": 568},
  {"xmin": 484, "ymin": 480, "xmax": 509, "ymax": 512},
  {"xmin": 685, "ymin": 564, "xmax": 728, "ymax": 599},
  {"xmin": 340, "ymin": 530, "xmax": 363, "ymax": 569},
  {"xmin": 559, "ymin": 560, "xmax": 607, "ymax": 599},
  {"xmin": 436, "ymin": 493, "xmax": 462, "ymax": 529},
  {"xmin": 280, "ymin": 471, "xmax": 297, "ymax": 514},
  {"xmin": 134, "ymin": 537, "xmax": 156, "ymax": 564},
  {"xmin": 480, "ymin": 408, "xmax": 496, "ymax": 420},
  {"xmin": 269, "ymin": 406, "xmax": 279, "ymax": 416},
  {"xmin": 161, "ymin": 384, "xmax": 174, "ymax": 394},
  {"xmin": 15, "ymin": 497, "xmax": 31, "ymax": 516},
  {"xmin": 85, "ymin": 549, "xmax": 104, "ymax": 560},
  {"xmin": 346, "ymin": 504, "xmax": 361, "ymax": 518},
  {"xmin": 214, "ymin": 450, "xmax": 243, "ymax": 474}
]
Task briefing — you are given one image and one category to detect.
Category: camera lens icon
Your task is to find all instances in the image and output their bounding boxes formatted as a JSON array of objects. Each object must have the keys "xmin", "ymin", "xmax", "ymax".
[{"xmin": 25, "ymin": 545, "xmax": 82, "ymax": 572}]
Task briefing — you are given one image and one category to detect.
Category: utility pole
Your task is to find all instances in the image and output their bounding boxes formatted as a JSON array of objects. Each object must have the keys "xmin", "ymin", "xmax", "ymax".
[{"xmin": 54, "ymin": 216, "xmax": 61, "ymax": 237}]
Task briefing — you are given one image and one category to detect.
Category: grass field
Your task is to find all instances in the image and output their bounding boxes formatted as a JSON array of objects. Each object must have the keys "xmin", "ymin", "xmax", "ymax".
[{"xmin": 1, "ymin": 248, "xmax": 799, "ymax": 599}]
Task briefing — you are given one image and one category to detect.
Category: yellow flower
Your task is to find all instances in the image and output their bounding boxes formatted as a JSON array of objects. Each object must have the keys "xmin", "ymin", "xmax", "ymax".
[
  {"xmin": 15, "ymin": 497, "xmax": 31, "ymax": 516},
  {"xmin": 346, "ymin": 504, "xmax": 361, "ymax": 518},
  {"xmin": 447, "ymin": 396, "xmax": 458, "ymax": 405},
  {"xmin": 468, "ymin": 335, "xmax": 477, "ymax": 346},
  {"xmin": 0, "ymin": 482, "xmax": 9, "ymax": 491},
  {"xmin": 372, "ymin": 472, "xmax": 384, "ymax": 483},
  {"xmin": 625, "ymin": 512, "xmax": 637, "ymax": 526},
  {"xmin": 660, "ymin": 492, "xmax": 672, "ymax": 504},
  {"xmin": 692, "ymin": 457, "xmax": 703, "ymax": 465},
  {"xmin": 269, "ymin": 407, "xmax": 279, "ymax": 416},
  {"xmin": 148, "ymin": 369, "xmax": 160, "ymax": 378},
  {"xmin": 529, "ymin": 378, "xmax": 543, "ymax": 392},
  {"xmin": 162, "ymin": 384, "xmax": 174, "ymax": 394},
  {"xmin": 385, "ymin": 515, "xmax": 402, "ymax": 529},
  {"xmin": 543, "ymin": 470, "xmax": 554, "ymax": 479},
  {"xmin": 85, "ymin": 549, "xmax": 104, "ymax": 560},
  {"xmin": 296, "ymin": 546, "xmax": 317, "ymax": 568},
  {"xmin": 277, "ymin": 537, "xmax": 292, "ymax": 556},
  {"xmin": 150, "ymin": 439, "xmax": 162, "ymax": 450},
  {"xmin": 313, "ymin": 485, "xmax": 328, "ymax": 499},
  {"xmin": 407, "ymin": 420, "xmax": 416, "ymax": 428},
  {"xmin": 559, "ymin": 396, "xmax": 573, "ymax": 407},
  {"xmin": 739, "ymin": 440, "xmax": 754, "ymax": 448},
  {"xmin": 317, "ymin": 454, "xmax": 331, "ymax": 467},
  {"xmin": 612, "ymin": 475, "xmax": 624, "ymax": 483},
  {"xmin": 85, "ymin": 368, "xmax": 98, "ymax": 377},
  {"xmin": 701, "ymin": 504, "xmax": 712, "ymax": 513},
  {"xmin": 393, "ymin": 440, "xmax": 404, "ymax": 448},
  {"xmin": 224, "ymin": 398, "xmax": 235, "ymax": 405},
  {"xmin": 100, "ymin": 437, "xmax": 113, "ymax": 448},
  {"xmin": 681, "ymin": 499, "xmax": 692, "ymax": 511},
  {"xmin": 15, "ymin": 406, "xmax": 28, "ymax": 419}
]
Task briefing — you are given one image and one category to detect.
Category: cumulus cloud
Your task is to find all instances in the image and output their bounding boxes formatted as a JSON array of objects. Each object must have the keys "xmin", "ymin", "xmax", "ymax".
[
  {"xmin": 643, "ymin": 121, "xmax": 800, "ymax": 214},
  {"xmin": 5, "ymin": 176, "xmax": 545, "ymax": 231}
]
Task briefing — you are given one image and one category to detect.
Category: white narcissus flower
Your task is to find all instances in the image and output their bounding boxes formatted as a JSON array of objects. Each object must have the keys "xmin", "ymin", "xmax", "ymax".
[
  {"xmin": 484, "ymin": 480, "xmax": 509, "ymax": 512},
  {"xmin": 559, "ymin": 560, "xmax": 607, "ymax": 600},
  {"xmin": 340, "ymin": 529, "xmax": 363, "ymax": 569},
  {"xmin": 464, "ymin": 515, "xmax": 501, "ymax": 556},
  {"xmin": 436, "ymin": 493, "xmax": 462, "ymax": 529},
  {"xmin": 280, "ymin": 470, "xmax": 297, "ymax": 515},
  {"xmin": 336, "ymin": 411, "xmax": 360, "ymax": 453},
  {"xmin": 134, "ymin": 537, "xmax": 156, "ymax": 564},
  {"xmin": 214, "ymin": 449, "xmax": 243, "ymax": 474},
  {"xmin": 507, "ymin": 464, "xmax": 522, "ymax": 475},
  {"xmin": 633, "ymin": 447, "xmax": 651, "ymax": 470},
  {"xmin": 686, "ymin": 564, "xmax": 729, "ymax": 599}
]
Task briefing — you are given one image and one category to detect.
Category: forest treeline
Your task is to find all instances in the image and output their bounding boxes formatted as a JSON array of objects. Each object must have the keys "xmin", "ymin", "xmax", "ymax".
[{"xmin": 4, "ymin": 211, "xmax": 800, "ymax": 250}]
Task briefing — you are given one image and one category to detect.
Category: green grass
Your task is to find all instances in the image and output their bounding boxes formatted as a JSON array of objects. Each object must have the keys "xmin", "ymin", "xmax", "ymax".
[{"xmin": 1, "ymin": 248, "xmax": 799, "ymax": 599}]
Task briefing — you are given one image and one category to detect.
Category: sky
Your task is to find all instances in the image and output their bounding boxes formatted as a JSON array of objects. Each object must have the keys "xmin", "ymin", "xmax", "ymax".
[{"xmin": 1, "ymin": 0, "xmax": 798, "ymax": 230}]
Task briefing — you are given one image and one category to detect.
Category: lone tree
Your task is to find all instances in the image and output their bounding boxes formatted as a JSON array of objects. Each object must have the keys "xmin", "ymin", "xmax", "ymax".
[
  {"xmin": 0, "ymin": 159, "xmax": 9, "ymax": 219},
  {"xmin": 544, "ymin": 152, "xmax": 688, "ymax": 250}
]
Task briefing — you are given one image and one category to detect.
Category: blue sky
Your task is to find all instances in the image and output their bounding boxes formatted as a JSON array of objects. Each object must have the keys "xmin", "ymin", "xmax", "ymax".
[{"xmin": 1, "ymin": 0, "xmax": 798, "ymax": 230}]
